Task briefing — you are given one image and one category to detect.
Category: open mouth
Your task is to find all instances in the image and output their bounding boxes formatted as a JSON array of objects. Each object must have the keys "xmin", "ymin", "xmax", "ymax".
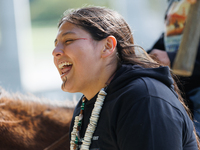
[{"xmin": 58, "ymin": 62, "xmax": 73, "ymax": 78}]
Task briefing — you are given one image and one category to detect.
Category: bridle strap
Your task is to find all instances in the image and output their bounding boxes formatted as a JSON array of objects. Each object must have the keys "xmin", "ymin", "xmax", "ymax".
[{"xmin": 44, "ymin": 132, "xmax": 69, "ymax": 150}]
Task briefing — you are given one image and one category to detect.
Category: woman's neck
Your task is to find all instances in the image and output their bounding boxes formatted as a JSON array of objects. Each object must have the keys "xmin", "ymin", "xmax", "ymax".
[{"xmin": 83, "ymin": 64, "xmax": 118, "ymax": 100}]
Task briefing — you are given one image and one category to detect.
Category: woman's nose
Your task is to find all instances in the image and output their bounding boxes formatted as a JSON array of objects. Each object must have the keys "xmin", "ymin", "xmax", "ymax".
[{"xmin": 52, "ymin": 46, "xmax": 64, "ymax": 58}]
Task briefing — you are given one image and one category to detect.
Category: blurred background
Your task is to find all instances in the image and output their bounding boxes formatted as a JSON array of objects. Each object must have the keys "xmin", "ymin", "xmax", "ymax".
[{"xmin": 0, "ymin": 0, "xmax": 168, "ymax": 103}]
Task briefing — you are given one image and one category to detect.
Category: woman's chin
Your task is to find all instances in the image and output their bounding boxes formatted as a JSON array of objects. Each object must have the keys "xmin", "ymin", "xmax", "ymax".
[
  {"xmin": 61, "ymin": 82, "xmax": 76, "ymax": 93},
  {"xmin": 61, "ymin": 80, "xmax": 68, "ymax": 92}
]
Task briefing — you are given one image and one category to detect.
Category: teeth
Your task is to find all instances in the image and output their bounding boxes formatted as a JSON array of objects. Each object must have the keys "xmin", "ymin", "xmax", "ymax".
[{"xmin": 58, "ymin": 62, "xmax": 72, "ymax": 69}]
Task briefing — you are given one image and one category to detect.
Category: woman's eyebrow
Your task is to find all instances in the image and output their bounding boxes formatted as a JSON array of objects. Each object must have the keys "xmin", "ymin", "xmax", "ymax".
[{"xmin": 62, "ymin": 31, "xmax": 75, "ymax": 37}]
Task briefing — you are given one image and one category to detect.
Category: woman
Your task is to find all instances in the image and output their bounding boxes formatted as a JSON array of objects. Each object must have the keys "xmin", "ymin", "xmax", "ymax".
[{"xmin": 52, "ymin": 6, "xmax": 199, "ymax": 150}]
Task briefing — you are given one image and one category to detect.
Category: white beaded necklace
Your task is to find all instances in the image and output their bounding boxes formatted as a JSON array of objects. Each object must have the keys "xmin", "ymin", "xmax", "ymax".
[{"xmin": 70, "ymin": 88, "xmax": 107, "ymax": 150}]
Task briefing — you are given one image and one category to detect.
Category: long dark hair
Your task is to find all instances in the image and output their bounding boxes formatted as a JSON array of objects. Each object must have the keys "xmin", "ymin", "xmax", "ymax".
[
  {"xmin": 58, "ymin": 6, "xmax": 157, "ymax": 68},
  {"xmin": 58, "ymin": 6, "xmax": 200, "ymax": 148}
]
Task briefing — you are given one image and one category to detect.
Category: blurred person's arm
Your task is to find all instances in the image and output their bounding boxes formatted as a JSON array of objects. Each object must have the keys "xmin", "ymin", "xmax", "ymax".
[
  {"xmin": 150, "ymin": 49, "xmax": 171, "ymax": 67},
  {"xmin": 147, "ymin": 33, "xmax": 173, "ymax": 67},
  {"xmin": 148, "ymin": 0, "xmax": 197, "ymax": 67}
]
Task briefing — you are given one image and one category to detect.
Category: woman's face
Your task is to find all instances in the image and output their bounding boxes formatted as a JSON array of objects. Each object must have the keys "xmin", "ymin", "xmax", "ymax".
[{"xmin": 52, "ymin": 21, "xmax": 105, "ymax": 94}]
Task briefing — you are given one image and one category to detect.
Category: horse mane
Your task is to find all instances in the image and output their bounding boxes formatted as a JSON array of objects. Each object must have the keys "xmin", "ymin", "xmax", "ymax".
[{"xmin": 0, "ymin": 87, "xmax": 76, "ymax": 150}]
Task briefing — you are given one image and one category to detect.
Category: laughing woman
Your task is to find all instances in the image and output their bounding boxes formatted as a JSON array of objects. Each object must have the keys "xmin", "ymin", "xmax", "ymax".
[{"xmin": 52, "ymin": 6, "xmax": 199, "ymax": 150}]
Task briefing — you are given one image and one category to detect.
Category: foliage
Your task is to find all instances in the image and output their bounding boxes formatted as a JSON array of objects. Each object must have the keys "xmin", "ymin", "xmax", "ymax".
[{"xmin": 29, "ymin": 0, "xmax": 110, "ymax": 27}]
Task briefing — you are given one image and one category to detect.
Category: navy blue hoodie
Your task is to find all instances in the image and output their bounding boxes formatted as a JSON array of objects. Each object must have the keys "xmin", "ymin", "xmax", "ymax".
[{"xmin": 70, "ymin": 64, "xmax": 197, "ymax": 150}]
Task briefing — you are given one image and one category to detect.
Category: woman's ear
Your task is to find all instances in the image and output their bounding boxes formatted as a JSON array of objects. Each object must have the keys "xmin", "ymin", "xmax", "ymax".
[{"xmin": 101, "ymin": 36, "xmax": 117, "ymax": 58}]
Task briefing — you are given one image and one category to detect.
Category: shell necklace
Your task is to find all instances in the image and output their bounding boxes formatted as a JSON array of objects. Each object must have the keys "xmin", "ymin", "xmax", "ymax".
[{"xmin": 70, "ymin": 88, "xmax": 107, "ymax": 150}]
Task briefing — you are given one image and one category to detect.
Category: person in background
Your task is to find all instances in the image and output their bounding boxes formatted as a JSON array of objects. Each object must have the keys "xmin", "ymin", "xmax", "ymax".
[
  {"xmin": 148, "ymin": 0, "xmax": 200, "ymax": 137},
  {"xmin": 53, "ymin": 6, "xmax": 199, "ymax": 149}
]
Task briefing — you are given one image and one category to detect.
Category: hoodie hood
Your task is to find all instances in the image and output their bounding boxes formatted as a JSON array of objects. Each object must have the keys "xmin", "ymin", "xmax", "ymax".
[{"xmin": 107, "ymin": 64, "xmax": 174, "ymax": 93}]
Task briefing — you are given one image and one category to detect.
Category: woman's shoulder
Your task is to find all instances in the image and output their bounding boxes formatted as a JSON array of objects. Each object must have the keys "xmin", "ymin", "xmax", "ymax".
[
  {"xmin": 108, "ymin": 76, "xmax": 190, "ymax": 122},
  {"xmin": 111, "ymin": 76, "xmax": 174, "ymax": 104}
]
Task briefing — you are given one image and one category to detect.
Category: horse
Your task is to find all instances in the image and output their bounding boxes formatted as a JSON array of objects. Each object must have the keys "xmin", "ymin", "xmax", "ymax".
[{"xmin": 0, "ymin": 87, "xmax": 76, "ymax": 150}]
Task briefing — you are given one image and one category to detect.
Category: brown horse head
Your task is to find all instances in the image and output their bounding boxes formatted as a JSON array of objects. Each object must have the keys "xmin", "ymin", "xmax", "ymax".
[{"xmin": 0, "ymin": 87, "xmax": 75, "ymax": 150}]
